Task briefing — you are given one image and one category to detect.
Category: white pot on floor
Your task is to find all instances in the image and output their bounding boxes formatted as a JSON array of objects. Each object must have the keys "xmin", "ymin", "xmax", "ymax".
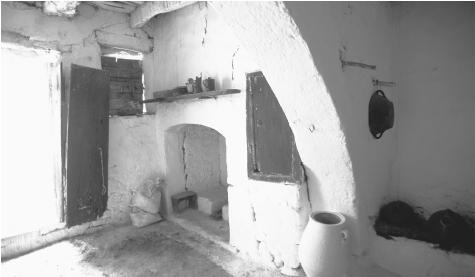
[{"xmin": 298, "ymin": 211, "xmax": 349, "ymax": 277}]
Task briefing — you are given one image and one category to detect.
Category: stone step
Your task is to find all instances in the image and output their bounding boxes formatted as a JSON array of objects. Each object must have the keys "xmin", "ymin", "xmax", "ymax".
[
  {"xmin": 197, "ymin": 186, "xmax": 228, "ymax": 216},
  {"xmin": 171, "ymin": 190, "xmax": 197, "ymax": 213}
]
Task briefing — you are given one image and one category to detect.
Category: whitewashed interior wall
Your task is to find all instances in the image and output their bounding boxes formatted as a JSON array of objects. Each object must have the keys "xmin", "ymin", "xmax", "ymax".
[
  {"xmin": 150, "ymin": 3, "xmax": 310, "ymax": 272},
  {"xmin": 391, "ymin": 3, "xmax": 475, "ymax": 216},
  {"xmin": 284, "ymin": 2, "xmax": 396, "ymax": 253},
  {"xmin": 2, "ymin": 2, "xmax": 473, "ymax": 275},
  {"xmin": 371, "ymin": 4, "xmax": 475, "ymax": 276},
  {"xmin": 206, "ymin": 3, "xmax": 474, "ymax": 276}
]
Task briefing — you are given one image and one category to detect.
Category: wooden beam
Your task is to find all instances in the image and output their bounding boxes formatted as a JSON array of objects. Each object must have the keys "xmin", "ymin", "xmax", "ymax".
[
  {"xmin": 1, "ymin": 31, "xmax": 60, "ymax": 51},
  {"xmin": 95, "ymin": 30, "xmax": 153, "ymax": 53},
  {"xmin": 92, "ymin": 2, "xmax": 138, "ymax": 13},
  {"xmin": 130, "ymin": 1, "xmax": 196, "ymax": 28}
]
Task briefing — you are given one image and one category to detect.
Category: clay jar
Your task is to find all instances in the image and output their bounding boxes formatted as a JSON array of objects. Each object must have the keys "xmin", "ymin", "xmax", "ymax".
[{"xmin": 299, "ymin": 211, "xmax": 349, "ymax": 277}]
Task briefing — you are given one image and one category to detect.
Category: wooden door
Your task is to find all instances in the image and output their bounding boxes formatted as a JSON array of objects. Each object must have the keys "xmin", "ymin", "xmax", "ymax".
[
  {"xmin": 247, "ymin": 71, "xmax": 303, "ymax": 183},
  {"xmin": 66, "ymin": 64, "xmax": 109, "ymax": 227}
]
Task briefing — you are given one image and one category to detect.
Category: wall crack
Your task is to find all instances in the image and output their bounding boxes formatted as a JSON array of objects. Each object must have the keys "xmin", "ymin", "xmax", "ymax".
[
  {"xmin": 231, "ymin": 47, "xmax": 239, "ymax": 80},
  {"xmin": 201, "ymin": 16, "xmax": 208, "ymax": 46},
  {"xmin": 182, "ymin": 130, "xmax": 189, "ymax": 191},
  {"xmin": 301, "ymin": 164, "xmax": 313, "ymax": 211}
]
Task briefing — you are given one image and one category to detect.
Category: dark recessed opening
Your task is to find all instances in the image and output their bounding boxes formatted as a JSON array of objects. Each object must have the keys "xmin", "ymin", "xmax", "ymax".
[{"xmin": 312, "ymin": 212, "xmax": 342, "ymax": 225}]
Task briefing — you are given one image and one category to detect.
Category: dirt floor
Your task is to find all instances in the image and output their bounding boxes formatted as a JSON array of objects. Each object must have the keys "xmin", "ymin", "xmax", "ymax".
[
  {"xmin": 2, "ymin": 220, "xmax": 281, "ymax": 277},
  {"xmin": 2, "ymin": 210, "xmax": 400, "ymax": 277}
]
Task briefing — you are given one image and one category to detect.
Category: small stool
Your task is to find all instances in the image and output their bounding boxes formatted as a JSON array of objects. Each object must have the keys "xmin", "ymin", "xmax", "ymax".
[{"xmin": 171, "ymin": 190, "xmax": 197, "ymax": 213}]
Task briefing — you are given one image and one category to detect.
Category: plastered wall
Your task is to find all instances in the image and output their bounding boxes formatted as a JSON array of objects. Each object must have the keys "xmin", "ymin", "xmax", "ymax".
[
  {"xmin": 280, "ymin": 3, "xmax": 475, "ymax": 276},
  {"xmin": 212, "ymin": 3, "xmax": 474, "ymax": 272},
  {"xmin": 183, "ymin": 126, "xmax": 225, "ymax": 191},
  {"xmin": 150, "ymin": 3, "xmax": 310, "ymax": 272},
  {"xmin": 391, "ymin": 3, "xmax": 475, "ymax": 216},
  {"xmin": 105, "ymin": 115, "xmax": 160, "ymax": 224},
  {"xmin": 4, "ymin": 1, "xmax": 473, "ymax": 273},
  {"xmin": 284, "ymin": 2, "xmax": 397, "ymax": 252},
  {"xmin": 1, "ymin": 2, "xmax": 159, "ymax": 225},
  {"xmin": 164, "ymin": 125, "xmax": 226, "ymax": 195},
  {"xmin": 209, "ymin": 2, "xmax": 397, "ymax": 259}
]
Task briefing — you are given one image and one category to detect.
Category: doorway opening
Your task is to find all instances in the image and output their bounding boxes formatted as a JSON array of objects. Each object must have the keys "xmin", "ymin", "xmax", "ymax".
[
  {"xmin": 1, "ymin": 44, "xmax": 62, "ymax": 238},
  {"xmin": 165, "ymin": 124, "xmax": 229, "ymax": 243}
]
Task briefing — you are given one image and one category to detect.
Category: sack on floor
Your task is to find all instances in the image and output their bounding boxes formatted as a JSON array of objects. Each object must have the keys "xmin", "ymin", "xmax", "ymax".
[
  {"xmin": 130, "ymin": 207, "xmax": 162, "ymax": 228},
  {"xmin": 130, "ymin": 179, "xmax": 162, "ymax": 214}
]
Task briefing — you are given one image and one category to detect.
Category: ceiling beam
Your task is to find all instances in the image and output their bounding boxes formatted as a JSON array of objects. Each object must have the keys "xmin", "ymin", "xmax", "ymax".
[
  {"xmin": 91, "ymin": 2, "xmax": 139, "ymax": 13},
  {"xmin": 130, "ymin": 1, "xmax": 195, "ymax": 28}
]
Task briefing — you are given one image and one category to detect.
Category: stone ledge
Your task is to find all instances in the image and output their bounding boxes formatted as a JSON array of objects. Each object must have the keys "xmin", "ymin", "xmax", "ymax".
[{"xmin": 371, "ymin": 236, "xmax": 475, "ymax": 277}]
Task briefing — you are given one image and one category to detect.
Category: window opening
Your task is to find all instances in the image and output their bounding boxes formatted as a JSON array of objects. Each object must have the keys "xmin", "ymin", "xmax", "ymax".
[{"xmin": 101, "ymin": 47, "xmax": 145, "ymax": 116}]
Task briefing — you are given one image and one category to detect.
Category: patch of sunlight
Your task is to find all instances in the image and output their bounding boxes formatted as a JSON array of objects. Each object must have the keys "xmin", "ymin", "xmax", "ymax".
[
  {"xmin": 1, "ymin": 44, "xmax": 61, "ymax": 238},
  {"xmin": 1, "ymin": 241, "xmax": 104, "ymax": 277}
]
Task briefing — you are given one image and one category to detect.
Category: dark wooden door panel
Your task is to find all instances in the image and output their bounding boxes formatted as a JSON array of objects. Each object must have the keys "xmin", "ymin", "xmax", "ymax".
[
  {"xmin": 66, "ymin": 64, "xmax": 109, "ymax": 227},
  {"xmin": 252, "ymin": 75, "xmax": 293, "ymax": 175},
  {"xmin": 247, "ymin": 71, "xmax": 303, "ymax": 183}
]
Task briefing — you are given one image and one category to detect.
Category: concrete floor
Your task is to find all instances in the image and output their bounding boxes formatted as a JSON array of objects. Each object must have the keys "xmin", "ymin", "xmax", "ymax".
[{"xmin": 2, "ymin": 220, "xmax": 281, "ymax": 277}]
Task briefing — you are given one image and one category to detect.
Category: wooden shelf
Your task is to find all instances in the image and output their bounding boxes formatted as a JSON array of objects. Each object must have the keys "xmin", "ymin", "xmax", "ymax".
[{"xmin": 141, "ymin": 89, "xmax": 241, "ymax": 103}]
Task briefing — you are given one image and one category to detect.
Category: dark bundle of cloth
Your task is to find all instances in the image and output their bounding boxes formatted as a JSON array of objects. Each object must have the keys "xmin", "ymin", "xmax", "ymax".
[{"xmin": 375, "ymin": 201, "xmax": 475, "ymax": 255}]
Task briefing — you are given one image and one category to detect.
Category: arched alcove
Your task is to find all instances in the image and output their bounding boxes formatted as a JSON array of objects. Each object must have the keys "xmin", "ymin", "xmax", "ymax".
[
  {"xmin": 164, "ymin": 124, "xmax": 227, "ymax": 200},
  {"xmin": 162, "ymin": 123, "xmax": 231, "ymax": 244}
]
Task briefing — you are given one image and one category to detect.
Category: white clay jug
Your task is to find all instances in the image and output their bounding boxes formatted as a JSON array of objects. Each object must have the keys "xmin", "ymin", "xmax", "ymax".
[{"xmin": 298, "ymin": 211, "xmax": 349, "ymax": 277}]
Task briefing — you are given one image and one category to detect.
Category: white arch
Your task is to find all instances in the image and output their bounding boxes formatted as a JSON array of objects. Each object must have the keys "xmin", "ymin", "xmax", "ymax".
[{"xmin": 209, "ymin": 1, "xmax": 360, "ymax": 249}]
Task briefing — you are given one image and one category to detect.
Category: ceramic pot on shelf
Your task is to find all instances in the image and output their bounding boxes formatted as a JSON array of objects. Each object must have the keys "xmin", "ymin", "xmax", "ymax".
[
  {"xmin": 202, "ymin": 77, "xmax": 215, "ymax": 92},
  {"xmin": 298, "ymin": 211, "xmax": 349, "ymax": 277},
  {"xmin": 186, "ymin": 78, "xmax": 194, "ymax": 93}
]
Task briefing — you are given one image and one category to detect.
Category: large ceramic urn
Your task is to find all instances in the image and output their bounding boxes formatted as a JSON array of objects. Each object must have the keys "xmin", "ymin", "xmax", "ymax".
[{"xmin": 298, "ymin": 211, "xmax": 349, "ymax": 277}]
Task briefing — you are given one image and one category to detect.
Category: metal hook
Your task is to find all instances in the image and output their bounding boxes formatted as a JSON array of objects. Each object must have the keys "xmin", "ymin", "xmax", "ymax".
[{"xmin": 98, "ymin": 146, "xmax": 106, "ymax": 195}]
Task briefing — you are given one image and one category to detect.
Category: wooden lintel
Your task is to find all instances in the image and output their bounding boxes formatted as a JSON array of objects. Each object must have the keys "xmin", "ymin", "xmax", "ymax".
[
  {"xmin": 95, "ymin": 30, "xmax": 153, "ymax": 53},
  {"xmin": 92, "ymin": 2, "xmax": 138, "ymax": 13},
  {"xmin": 130, "ymin": 1, "xmax": 196, "ymax": 28}
]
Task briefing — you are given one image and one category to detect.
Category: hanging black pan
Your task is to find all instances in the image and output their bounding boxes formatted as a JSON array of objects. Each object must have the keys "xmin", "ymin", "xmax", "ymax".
[{"xmin": 369, "ymin": 90, "xmax": 394, "ymax": 139}]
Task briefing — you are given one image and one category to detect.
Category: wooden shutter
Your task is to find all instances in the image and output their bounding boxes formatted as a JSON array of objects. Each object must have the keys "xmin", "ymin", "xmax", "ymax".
[
  {"xmin": 246, "ymin": 71, "xmax": 303, "ymax": 183},
  {"xmin": 66, "ymin": 64, "xmax": 109, "ymax": 227},
  {"xmin": 101, "ymin": 56, "xmax": 143, "ymax": 116}
]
